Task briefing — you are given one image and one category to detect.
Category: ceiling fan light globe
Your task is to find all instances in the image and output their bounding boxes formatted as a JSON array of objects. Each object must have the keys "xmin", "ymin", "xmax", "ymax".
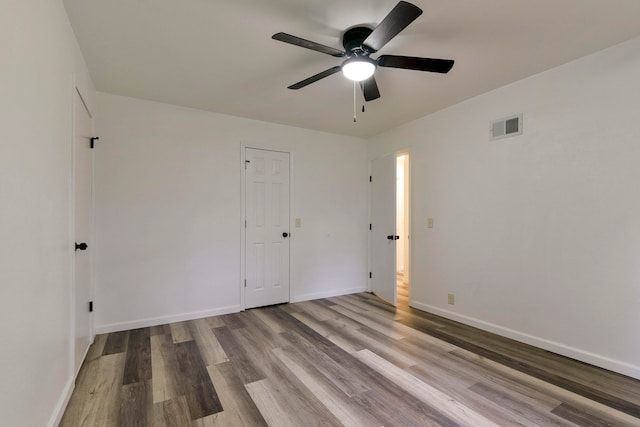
[{"xmin": 342, "ymin": 59, "xmax": 376, "ymax": 81}]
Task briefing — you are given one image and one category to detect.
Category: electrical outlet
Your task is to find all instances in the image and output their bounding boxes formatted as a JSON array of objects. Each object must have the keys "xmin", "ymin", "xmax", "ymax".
[
  {"xmin": 295, "ymin": 218, "xmax": 301, "ymax": 228},
  {"xmin": 428, "ymin": 218, "xmax": 434, "ymax": 228},
  {"xmin": 448, "ymin": 293, "xmax": 455, "ymax": 305}
]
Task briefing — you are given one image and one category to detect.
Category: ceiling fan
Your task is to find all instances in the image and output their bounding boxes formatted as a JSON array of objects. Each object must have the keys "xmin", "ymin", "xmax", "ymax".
[{"xmin": 272, "ymin": 1, "xmax": 454, "ymax": 102}]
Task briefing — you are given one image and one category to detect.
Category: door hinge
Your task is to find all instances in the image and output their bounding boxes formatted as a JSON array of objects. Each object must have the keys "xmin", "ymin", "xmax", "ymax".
[
  {"xmin": 245, "ymin": 220, "xmax": 247, "ymax": 228},
  {"xmin": 245, "ymin": 160, "xmax": 250, "ymax": 169},
  {"xmin": 369, "ymin": 175, "xmax": 372, "ymax": 182},
  {"xmin": 369, "ymin": 272, "xmax": 372, "ymax": 279},
  {"xmin": 244, "ymin": 280, "xmax": 247, "ymax": 288},
  {"xmin": 90, "ymin": 137, "xmax": 99, "ymax": 149},
  {"xmin": 369, "ymin": 223, "xmax": 372, "ymax": 230},
  {"xmin": 89, "ymin": 301, "xmax": 93, "ymax": 312}
]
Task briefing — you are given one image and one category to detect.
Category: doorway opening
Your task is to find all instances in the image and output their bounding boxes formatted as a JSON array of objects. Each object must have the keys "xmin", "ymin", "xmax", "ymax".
[{"xmin": 396, "ymin": 153, "xmax": 410, "ymax": 308}]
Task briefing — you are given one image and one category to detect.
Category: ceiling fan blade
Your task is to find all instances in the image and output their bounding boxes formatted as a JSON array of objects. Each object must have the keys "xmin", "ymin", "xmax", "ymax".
[
  {"xmin": 288, "ymin": 66, "xmax": 342, "ymax": 89},
  {"xmin": 272, "ymin": 32, "xmax": 345, "ymax": 57},
  {"xmin": 377, "ymin": 55, "xmax": 454, "ymax": 73},
  {"xmin": 360, "ymin": 76, "xmax": 381, "ymax": 101},
  {"xmin": 362, "ymin": 1, "xmax": 423, "ymax": 53}
]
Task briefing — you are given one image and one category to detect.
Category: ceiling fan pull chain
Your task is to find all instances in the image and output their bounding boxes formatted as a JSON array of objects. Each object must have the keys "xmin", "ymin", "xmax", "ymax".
[{"xmin": 353, "ymin": 81, "xmax": 357, "ymax": 122}]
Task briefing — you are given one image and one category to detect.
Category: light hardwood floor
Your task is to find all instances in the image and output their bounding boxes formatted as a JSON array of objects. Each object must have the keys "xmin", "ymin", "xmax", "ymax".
[{"xmin": 61, "ymin": 290, "xmax": 640, "ymax": 426}]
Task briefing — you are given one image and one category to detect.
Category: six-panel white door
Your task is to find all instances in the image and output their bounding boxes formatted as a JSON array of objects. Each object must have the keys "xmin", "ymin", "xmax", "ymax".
[
  {"xmin": 73, "ymin": 90, "xmax": 93, "ymax": 375},
  {"xmin": 245, "ymin": 148, "xmax": 290, "ymax": 309},
  {"xmin": 370, "ymin": 154, "xmax": 397, "ymax": 306}
]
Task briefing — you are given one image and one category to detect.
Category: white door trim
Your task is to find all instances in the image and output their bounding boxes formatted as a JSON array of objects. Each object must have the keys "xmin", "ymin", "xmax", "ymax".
[{"xmin": 240, "ymin": 143, "xmax": 293, "ymax": 310}]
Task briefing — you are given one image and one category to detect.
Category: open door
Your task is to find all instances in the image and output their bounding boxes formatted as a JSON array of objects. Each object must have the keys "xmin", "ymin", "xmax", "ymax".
[{"xmin": 370, "ymin": 154, "xmax": 397, "ymax": 306}]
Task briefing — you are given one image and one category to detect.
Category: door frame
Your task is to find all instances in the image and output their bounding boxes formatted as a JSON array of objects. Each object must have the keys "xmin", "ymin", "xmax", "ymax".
[
  {"xmin": 397, "ymin": 152, "xmax": 411, "ymax": 295},
  {"xmin": 368, "ymin": 149, "xmax": 412, "ymax": 305},
  {"xmin": 240, "ymin": 143, "xmax": 293, "ymax": 310},
  {"xmin": 70, "ymin": 85, "xmax": 95, "ymax": 377}
]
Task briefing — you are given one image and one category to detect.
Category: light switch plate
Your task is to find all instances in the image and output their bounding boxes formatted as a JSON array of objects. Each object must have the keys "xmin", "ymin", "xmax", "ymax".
[{"xmin": 295, "ymin": 218, "xmax": 301, "ymax": 228}]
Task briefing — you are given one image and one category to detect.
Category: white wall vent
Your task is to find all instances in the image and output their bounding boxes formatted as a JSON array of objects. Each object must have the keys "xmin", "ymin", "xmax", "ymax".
[{"xmin": 490, "ymin": 114, "xmax": 522, "ymax": 141}]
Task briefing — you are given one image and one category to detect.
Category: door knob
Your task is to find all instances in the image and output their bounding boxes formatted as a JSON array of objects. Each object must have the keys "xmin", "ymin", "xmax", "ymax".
[
  {"xmin": 75, "ymin": 242, "xmax": 88, "ymax": 251},
  {"xmin": 394, "ymin": 235, "xmax": 400, "ymax": 240},
  {"xmin": 282, "ymin": 232, "xmax": 289, "ymax": 238},
  {"xmin": 387, "ymin": 235, "xmax": 394, "ymax": 240}
]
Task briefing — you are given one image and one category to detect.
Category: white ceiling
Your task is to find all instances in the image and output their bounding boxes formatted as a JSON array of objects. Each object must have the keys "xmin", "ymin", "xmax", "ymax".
[{"xmin": 63, "ymin": 0, "xmax": 640, "ymax": 138}]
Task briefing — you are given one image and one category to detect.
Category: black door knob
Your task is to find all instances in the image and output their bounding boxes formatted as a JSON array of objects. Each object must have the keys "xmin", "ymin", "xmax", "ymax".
[
  {"xmin": 395, "ymin": 235, "xmax": 400, "ymax": 240},
  {"xmin": 282, "ymin": 232, "xmax": 289, "ymax": 238},
  {"xmin": 75, "ymin": 242, "xmax": 88, "ymax": 251},
  {"xmin": 387, "ymin": 235, "xmax": 394, "ymax": 240}
]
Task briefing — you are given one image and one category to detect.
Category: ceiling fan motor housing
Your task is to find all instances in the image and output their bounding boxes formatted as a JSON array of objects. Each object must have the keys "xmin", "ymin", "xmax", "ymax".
[{"xmin": 342, "ymin": 26, "xmax": 374, "ymax": 54}]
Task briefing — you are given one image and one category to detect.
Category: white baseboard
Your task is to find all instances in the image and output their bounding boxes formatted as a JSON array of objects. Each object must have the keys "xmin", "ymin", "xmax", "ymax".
[
  {"xmin": 411, "ymin": 301, "xmax": 640, "ymax": 380},
  {"xmin": 291, "ymin": 286, "xmax": 367, "ymax": 303},
  {"xmin": 95, "ymin": 305, "xmax": 242, "ymax": 334},
  {"xmin": 47, "ymin": 377, "xmax": 74, "ymax": 427}
]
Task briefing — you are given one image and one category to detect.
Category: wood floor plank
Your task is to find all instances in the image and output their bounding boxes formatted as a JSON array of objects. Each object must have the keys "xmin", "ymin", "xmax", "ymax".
[
  {"xmin": 249, "ymin": 306, "xmax": 287, "ymax": 333},
  {"xmin": 212, "ymin": 325, "xmax": 265, "ymax": 384},
  {"xmin": 169, "ymin": 321, "xmax": 193, "ymax": 343},
  {"xmin": 74, "ymin": 334, "xmax": 108, "ymax": 388},
  {"xmin": 102, "ymin": 330, "xmax": 129, "ymax": 355},
  {"xmin": 60, "ymin": 353, "xmax": 126, "ymax": 427},
  {"xmin": 150, "ymin": 324, "xmax": 170, "ymax": 336},
  {"xmin": 219, "ymin": 313, "xmax": 247, "ymax": 330},
  {"xmin": 120, "ymin": 380, "xmax": 151, "ymax": 427},
  {"xmin": 319, "ymin": 339, "xmax": 463, "ymax": 426},
  {"xmin": 330, "ymin": 304, "xmax": 406, "ymax": 340},
  {"xmin": 123, "ymin": 327, "xmax": 151, "ymax": 385},
  {"xmin": 153, "ymin": 396, "xmax": 192, "ymax": 427},
  {"xmin": 292, "ymin": 300, "xmax": 337, "ymax": 321},
  {"xmin": 150, "ymin": 333, "xmax": 184, "ymax": 403},
  {"xmin": 205, "ymin": 362, "xmax": 268, "ymax": 427},
  {"xmin": 85, "ymin": 333, "xmax": 108, "ymax": 362},
  {"xmin": 469, "ymin": 382, "xmax": 574, "ymax": 426},
  {"xmin": 334, "ymin": 294, "xmax": 400, "ymax": 321},
  {"xmin": 272, "ymin": 347, "xmax": 380, "ymax": 427},
  {"xmin": 278, "ymin": 330, "xmax": 371, "ymax": 397},
  {"xmin": 407, "ymin": 363, "xmax": 540, "ymax": 426},
  {"xmin": 450, "ymin": 347, "xmax": 640, "ymax": 426},
  {"xmin": 262, "ymin": 305, "xmax": 338, "ymax": 353},
  {"xmin": 397, "ymin": 309, "xmax": 640, "ymax": 419},
  {"xmin": 204, "ymin": 315, "xmax": 226, "ymax": 329},
  {"xmin": 551, "ymin": 402, "xmax": 621, "ymax": 427},
  {"xmin": 183, "ymin": 380, "xmax": 223, "ymax": 421},
  {"xmin": 244, "ymin": 379, "xmax": 304, "ymax": 427},
  {"xmin": 355, "ymin": 348, "xmax": 501, "ymax": 426},
  {"xmin": 291, "ymin": 311, "xmax": 364, "ymax": 353},
  {"xmin": 424, "ymin": 351, "xmax": 564, "ymax": 412},
  {"xmin": 188, "ymin": 318, "xmax": 228, "ymax": 366},
  {"xmin": 231, "ymin": 328, "xmax": 346, "ymax": 426},
  {"xmin": 174, "ymin": 340, "xmax": 223, "ymax": 419},
  {"xmin": 324, "ymin": 318, "xmax": 421, "ymax": 368}
]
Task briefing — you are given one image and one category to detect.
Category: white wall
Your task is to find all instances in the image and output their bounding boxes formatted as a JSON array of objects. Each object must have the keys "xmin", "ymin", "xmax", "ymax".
[
  {"xmin": 369, "ymin": 36, "xmax": 640, "ymax": 379},
  {"xmin": 0, "ymin": 1, "xmax": 95, "ymax": 426},
  {"xmin": 94, "ymin": 93, "xmax": 368, "ymax": 332}
]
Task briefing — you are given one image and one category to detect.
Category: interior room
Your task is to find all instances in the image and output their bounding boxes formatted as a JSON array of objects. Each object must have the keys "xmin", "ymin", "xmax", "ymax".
[{"xmin": 2, "ymin": 1, "xmax": 640, "ymax": 425}]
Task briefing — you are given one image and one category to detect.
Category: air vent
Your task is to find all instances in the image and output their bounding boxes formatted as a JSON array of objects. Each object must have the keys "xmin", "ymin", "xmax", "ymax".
[{"xmin": 490, "ymin": 114, "xmax": 522, "ymax": 141}]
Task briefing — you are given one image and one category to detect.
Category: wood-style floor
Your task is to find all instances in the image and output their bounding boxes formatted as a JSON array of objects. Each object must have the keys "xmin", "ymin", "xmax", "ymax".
[{"xmin": 61, "ymin": 279, "xmax": 640, "ymax": 426}]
